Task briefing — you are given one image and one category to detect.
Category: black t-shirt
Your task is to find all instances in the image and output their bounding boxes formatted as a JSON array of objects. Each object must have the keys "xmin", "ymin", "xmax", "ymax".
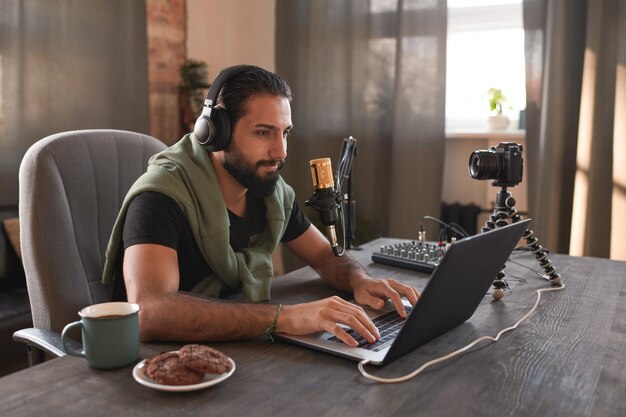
[{"xmin": 112, "ymin": 191, "xmax": 311, "ymax": 300}]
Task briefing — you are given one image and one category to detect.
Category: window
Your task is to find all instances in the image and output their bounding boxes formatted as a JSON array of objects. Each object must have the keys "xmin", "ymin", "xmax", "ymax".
[{"xmin": 445, "ymin": 0, "xmax": 526, "ymax": 131}]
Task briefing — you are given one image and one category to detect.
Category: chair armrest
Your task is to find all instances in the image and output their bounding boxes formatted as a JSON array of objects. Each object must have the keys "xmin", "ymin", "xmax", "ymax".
[{"xmin": 13, "ymin": 328, "xmax": 81, "ymax": 360}]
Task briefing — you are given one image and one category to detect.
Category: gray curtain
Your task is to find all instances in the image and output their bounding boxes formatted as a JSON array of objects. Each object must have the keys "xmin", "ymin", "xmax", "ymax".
[
  {"xmin": 276, "ymin": 0, "xmax": 447, "ymax": 250},
  {"xmin": 523, "ymin": 0, "xmax": 626, "ymax": 259},
  {"xmin": 0, "ymin": 0, "xmax": 150, "ymax": 207}
]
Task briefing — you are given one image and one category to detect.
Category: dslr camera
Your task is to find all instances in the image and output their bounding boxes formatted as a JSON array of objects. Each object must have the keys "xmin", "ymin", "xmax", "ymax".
[{"xmin": 468, "ymin": 142, "xmax": 523, "ymax": 187}]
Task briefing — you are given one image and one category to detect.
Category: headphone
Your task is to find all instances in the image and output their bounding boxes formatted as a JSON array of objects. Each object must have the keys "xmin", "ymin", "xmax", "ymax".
[{"xmin": 193, "ymin": 64, "xmax": 259, "ymax": 151}]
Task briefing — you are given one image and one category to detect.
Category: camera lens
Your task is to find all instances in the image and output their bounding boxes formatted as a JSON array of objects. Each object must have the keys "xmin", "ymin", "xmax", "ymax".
[{"xmin": 469, "ymin": 150, "xmax": 501, "ymax": 180}]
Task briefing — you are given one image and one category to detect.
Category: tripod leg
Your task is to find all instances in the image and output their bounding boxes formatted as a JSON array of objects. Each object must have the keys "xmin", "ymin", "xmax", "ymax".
[
  {"xmin": 484, "ymin": 198, "xmax": 513, "ymax": 300},
  {"xmin": 482, "ymin": 208, "xmax": 508, "ymax": 233},
  {"xmin": 523, "ymin": 228, "xmax": 562, "ymax": 285},
  {"xmin": 492, "ymin": 270, "xmax": 511, "ymax": 300},
  {"xmin": 485, "ymin": 188, "xmax": 562, "ymax": 300}
]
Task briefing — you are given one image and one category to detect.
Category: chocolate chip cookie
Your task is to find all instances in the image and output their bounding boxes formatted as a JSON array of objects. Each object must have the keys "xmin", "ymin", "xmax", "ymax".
[
  {"xmin": 144, "ymin": 351, "xmax": 204, "ymax": 386},
  {"xmin": 179, "ymin": 344, "xmax": 232, "ymax": 374}
]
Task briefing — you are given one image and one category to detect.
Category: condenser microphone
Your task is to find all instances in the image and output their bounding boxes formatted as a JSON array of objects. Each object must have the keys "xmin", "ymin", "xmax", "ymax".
[{"xmin": 305, "ymin": 158, "xmax": 344, "ymax": 256}]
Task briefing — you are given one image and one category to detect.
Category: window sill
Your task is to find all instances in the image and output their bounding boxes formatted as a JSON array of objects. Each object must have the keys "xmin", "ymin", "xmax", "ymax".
[{"xmin": 445, "ymin": 128, "xmax": 526, "ymax": 141}]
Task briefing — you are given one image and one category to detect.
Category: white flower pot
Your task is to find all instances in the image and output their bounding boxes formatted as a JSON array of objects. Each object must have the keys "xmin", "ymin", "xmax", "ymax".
[{"xmin": 487, "ymin": 114, "xmax": 510, "ymax": 130}]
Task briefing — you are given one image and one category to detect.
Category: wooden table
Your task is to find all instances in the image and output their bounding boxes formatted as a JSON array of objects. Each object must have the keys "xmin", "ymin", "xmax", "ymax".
[{"xmin": 1, "ymin": 238, "xmax": 624, "ymax": 417}]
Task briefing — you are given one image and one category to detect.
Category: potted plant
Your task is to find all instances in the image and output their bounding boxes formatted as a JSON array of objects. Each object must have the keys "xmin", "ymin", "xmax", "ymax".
[
  {"xmin": 180, "ymin": 59, "xmax": 210, "ymax": 115},
  {"xmin": 485, "ymin": 88, "xmax": 511, "ymax": 130},
  {"xmin": 179, "ymin": 59, "xmax": 210, "ymax": 133}
]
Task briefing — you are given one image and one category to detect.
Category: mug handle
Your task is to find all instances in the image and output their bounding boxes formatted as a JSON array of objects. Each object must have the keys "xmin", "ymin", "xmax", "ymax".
[{"xmin": 61, "ymin": 321, "xmax": 85, "ymax": 358}]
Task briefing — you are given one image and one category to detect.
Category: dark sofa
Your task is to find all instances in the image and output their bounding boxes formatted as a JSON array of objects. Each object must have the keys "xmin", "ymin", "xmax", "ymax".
[{"xmin": 0, "ymin": 208, "xmax": 31, "ymax": 375}]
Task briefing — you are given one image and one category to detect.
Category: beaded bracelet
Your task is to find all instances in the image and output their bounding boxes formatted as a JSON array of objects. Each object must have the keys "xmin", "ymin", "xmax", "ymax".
[{"xmin": 265, "ymin": 304, "xmax": 282, "ymax": 342}]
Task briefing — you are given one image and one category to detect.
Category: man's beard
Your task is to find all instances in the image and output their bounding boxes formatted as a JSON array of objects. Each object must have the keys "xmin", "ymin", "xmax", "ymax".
[{"xmin": 222, "ymin": 147, "xmax": 285, "ymax": 198}]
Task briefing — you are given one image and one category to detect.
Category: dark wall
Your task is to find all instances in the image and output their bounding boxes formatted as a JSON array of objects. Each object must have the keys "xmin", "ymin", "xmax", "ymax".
[{"xmin": 0, "ymin": 0, "xmax": 150, "ymax": 206}]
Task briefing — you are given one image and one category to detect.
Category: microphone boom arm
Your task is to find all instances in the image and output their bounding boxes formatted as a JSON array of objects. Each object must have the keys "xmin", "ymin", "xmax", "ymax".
[{"xmin": 337, "ymin": 137, "xmax": 358, "ymax": 249}]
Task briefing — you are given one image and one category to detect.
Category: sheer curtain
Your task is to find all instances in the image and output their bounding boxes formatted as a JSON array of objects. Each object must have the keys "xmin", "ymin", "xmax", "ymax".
[
  {"xmin": 276, "ymin": 0, "xmax": 447, "ymax": 250},
  {"xmin": 523, "ymin": 0, "xmax": 626, "ymax": 259},
  {"xmin": 0, "ymin": 1, "xmax": 150, "ymax": 207}
]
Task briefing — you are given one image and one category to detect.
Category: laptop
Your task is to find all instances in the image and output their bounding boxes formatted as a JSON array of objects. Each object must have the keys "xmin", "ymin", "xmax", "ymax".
[{"xmin": 277, "ymin": 219, "xmax": 530, "ymax": 366}]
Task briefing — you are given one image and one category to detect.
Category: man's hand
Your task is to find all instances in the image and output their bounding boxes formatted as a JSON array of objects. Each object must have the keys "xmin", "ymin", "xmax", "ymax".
[
  {"xmin": 350, "ymin": 275, "xmax": 420, "ymax": 319},
  {"xmin": 284, "ymin": 226, "xmax": 421, "ymax": 345},
  {"xmin": 276, "ymin": 297, "xmax": 381, "ymax": 347}
]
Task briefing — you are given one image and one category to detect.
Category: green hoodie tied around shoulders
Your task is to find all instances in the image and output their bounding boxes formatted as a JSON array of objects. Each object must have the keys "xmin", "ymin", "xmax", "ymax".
[{"xmin": 101, "ymin": 133, "xmax": 295, "ymax": 302}]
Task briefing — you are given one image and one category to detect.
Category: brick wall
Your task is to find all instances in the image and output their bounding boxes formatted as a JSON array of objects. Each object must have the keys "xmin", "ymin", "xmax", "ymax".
[{"xmin": 146, "ymin": 0, "xmax": 187, "ymax": 145}]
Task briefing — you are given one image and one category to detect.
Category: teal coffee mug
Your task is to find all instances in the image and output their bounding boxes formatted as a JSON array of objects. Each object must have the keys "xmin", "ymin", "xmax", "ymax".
[{"xmin": 61, "ymin": 302, "xmax": 141, "ymax": 370}]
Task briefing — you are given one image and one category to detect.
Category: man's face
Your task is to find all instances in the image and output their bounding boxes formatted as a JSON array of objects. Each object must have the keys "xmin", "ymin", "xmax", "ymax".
[{"xmin": 221, "ymin": 94, "xmax": 292, "ymax": 197}]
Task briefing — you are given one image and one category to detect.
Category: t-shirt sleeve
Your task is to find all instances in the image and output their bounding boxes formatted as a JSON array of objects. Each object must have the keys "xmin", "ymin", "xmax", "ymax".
[
  {"xmin": 280, "ymin": 201, "xmax": 312, "ymax": 242},
  {"xmin": 122, "ymin": 192, "xmax": 185, "ymax": 251}
]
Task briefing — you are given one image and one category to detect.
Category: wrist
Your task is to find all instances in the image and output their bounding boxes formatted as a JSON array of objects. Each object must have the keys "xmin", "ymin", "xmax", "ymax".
[
  {"xmin": 265, "ymin": 304, "xmax": 282, "ymax": 342},
  {"xmin": 274, "ymin": 304, "xmax": 291, "ymax": 334},
  {"xmin": 348, "ymin": 272, "xmax": 372, "ymax": 291}
]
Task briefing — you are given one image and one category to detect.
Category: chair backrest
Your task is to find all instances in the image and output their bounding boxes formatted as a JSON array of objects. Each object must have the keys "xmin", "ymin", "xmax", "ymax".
[{"xmin": 19, "ymin": 129, "xmax": 166, "ymax": 333}]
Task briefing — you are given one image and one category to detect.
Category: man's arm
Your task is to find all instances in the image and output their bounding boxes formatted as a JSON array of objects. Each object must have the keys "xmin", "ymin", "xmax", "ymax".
[
  {"xmin": 124, "ymin": 243, "xmax": 279, "ymax": 341},
  {"xmin": 124, "ymin": 242, "xmax": 380, "ymax": 346},
  {"xmin": 284, "ymin": 225, "xmax": 420, "ymax": 318}
]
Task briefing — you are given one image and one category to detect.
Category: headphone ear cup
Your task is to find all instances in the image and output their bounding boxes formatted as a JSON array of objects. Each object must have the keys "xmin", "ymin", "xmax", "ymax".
[
  {"xmin": 204, "ymin": 107, "xmax": 231, "ymax": 151},
  {"xmin": 193, "ymin": 114, "xmax": 211, "ymax": 145},
  {"xmin": 194, "ymin": 65, "xmax": 257, "ymax": 151}
]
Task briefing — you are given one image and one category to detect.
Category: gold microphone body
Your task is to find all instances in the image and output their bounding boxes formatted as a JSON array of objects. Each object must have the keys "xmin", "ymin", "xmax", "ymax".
[{"xmin": 306, "ymin": 158, "xmax": 343, "ymax": 254}]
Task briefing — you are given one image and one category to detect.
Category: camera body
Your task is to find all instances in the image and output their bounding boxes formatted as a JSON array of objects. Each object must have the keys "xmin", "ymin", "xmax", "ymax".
[{"xmin": 469, "ymin": 142, "xmax": 523, "ymax": 187}]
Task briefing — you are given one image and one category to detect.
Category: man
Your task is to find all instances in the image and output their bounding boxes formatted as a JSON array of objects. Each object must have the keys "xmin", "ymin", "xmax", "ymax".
[{"xmin": 103, "ymin": 65, "xmax": 418, "ymax": 348}]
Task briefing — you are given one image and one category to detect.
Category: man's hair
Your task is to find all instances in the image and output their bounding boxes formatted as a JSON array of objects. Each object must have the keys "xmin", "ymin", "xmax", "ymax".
[{"xmin": 216, "ymin": 66, "xmax": 293, "ymax": 127}]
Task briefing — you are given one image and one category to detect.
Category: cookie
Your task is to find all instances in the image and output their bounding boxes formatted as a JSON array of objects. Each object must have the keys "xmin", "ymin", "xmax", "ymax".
[
  {"xmin": 144, "ymin": 351, "xmax": 178, "ymax": 380},
  {"xmin": 179, "ymin": 344, "xmax": 232, "ymax": 374},
  {"xmin": 144, "ymin": 351, "xmax": 204, "ymax": 386}
]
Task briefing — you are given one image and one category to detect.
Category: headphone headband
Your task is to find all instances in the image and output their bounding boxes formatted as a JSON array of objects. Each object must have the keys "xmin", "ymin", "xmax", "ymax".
[
  {"xmin": 205, "ymin": 64, "xmax": 261, "ymax": 106},
  {"xmin": 193, "ymin": 64, "xmax": 261, "ymax": 151}
]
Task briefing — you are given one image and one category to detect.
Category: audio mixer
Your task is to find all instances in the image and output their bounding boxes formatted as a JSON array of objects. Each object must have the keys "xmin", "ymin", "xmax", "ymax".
[{"xmin": 371, "ymin": 240, "xmax": 453, "ymax": 273}]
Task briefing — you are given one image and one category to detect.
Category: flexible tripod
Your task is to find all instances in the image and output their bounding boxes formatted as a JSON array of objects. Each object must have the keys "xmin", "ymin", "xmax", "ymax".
[{"xmin": 482, "ymin": 186, "xmax": 562, "ymax": 300}]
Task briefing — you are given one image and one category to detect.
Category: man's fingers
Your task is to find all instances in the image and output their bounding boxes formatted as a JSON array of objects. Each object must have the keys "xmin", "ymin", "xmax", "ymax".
[
  {"xmin": 321, "ymin": 298, "xmax": 380, "ymax": 344},
  {"xmin": 361, "ymin": 279, "xmax": 420, "ymax": 318},
  {"xmin": 375, "ymin": 280, "xmax": 406, "ymax": 318},
  {"xmin": 327, "ymin": 324, "xmax": 359, "ymax": 347},
  {"xmin": 390, "ymin": 294, "xmax": 407, "ymax": 318},
  {"xmin": 323, "ymin": 312, "xmax": 379, "ymax": 345},
  {"xmin": 356, "ymin": 292, "xmax": 386, "ymax": 310},
  {"xmin": 384, "ymin": 280, "xmax": 421, "ymax": 318},
  {"xmin": 388, "ymin": 279, "xmax": 420, "ymax": 306}
]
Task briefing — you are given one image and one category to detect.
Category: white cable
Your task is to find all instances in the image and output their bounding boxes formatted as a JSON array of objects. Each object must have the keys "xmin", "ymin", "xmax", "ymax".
[{"xmin": 358, "ymin": 283, "xmax": 565, "ymax": 383}]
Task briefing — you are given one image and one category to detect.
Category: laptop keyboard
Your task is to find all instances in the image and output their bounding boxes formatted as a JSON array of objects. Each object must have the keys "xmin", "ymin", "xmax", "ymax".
[{"xmin": 327, "ymin": 306, "xmax": 413, "ymax": 351}]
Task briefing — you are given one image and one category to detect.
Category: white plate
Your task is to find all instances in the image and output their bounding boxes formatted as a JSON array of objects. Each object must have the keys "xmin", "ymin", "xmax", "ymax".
[{"xmin": 132, "ymin": 351, "xmax": 236, "ymax": 392}]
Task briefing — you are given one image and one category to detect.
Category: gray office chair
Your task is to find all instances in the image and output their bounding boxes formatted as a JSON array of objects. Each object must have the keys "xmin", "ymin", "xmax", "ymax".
[{"xmin": 13, "ymin": 129, "xmax": 166, "ymax": 365}]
